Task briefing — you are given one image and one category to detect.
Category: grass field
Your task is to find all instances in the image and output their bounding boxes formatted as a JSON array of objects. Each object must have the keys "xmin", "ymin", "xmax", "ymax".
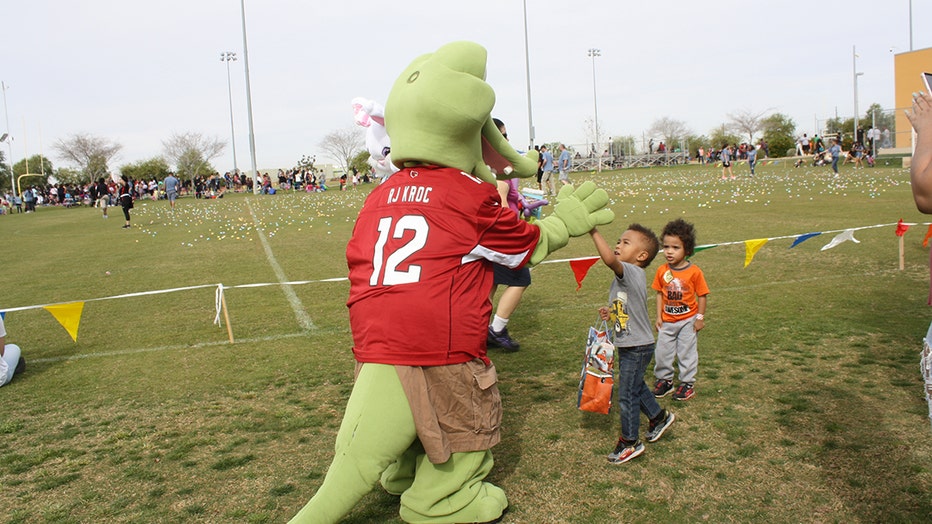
[{"xmin": 1, "ymin": 160, "xmax": 931, "ymax": 523}]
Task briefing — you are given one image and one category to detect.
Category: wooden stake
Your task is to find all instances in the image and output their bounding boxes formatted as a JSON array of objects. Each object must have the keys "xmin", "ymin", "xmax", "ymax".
[
  {"xmin": 899, "ymin": 235, "xmax": 905, "ymax": 271},
  {"xmin": 221, "ymin": 290, "xmax": 234, "ymax": 343}
]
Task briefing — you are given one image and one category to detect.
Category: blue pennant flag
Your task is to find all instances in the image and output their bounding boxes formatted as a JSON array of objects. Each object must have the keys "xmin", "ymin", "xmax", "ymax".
[{"xmin": 789, "ymin": 232, "xmax": 822, "ymax": 248}]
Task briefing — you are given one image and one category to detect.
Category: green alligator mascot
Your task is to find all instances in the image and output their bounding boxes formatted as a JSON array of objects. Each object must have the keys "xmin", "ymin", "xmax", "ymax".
[{"xmin": 290, "ymin": 41, "xmax": 614, "ymax": 523}]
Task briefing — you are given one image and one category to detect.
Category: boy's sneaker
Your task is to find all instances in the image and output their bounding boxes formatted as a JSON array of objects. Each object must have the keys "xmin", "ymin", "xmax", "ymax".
[
  {"xmin": 487, "ymin": 325, "xmax": 520, "ymax": 352},
  {"xmin": 646, "ymin": 410, "xmax": 675, "ymax": 443},
  {"xmin": 607, "ymin": 439, "xmax": 644, "ymax": 464},
  {"xmin": 15, "ymin": 356, "xmax": 26, "ymax": 374},
  {"xmin": 652, "ymin": 378, "xmax": 674, "ymax": 398},
  {"xmin": 673, "ymin": 383, "xmax": 695, "ymax": 401}
]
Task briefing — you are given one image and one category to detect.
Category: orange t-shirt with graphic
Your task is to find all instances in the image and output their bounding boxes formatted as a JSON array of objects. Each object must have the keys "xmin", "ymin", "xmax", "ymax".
[{"xmin": 652, "ymin": 262, "xmax": 710, "ymax": 323}]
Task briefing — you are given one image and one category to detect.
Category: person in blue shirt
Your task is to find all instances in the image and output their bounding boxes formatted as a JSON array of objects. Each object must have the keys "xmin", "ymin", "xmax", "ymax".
[
  {"xmin": 720, "ymin": 145, "xmax": 734, "ymax": 180},
  {"xmin": 557, "ymin": 144, "xmax": 572, "ymax": 187},
  {"xmin": 829, "ymin": 138, "xmax": 842, "ymax": 176},
  {"xmin": 746, "ymin": 143, "xmax": 757, "ymax": 177},
  {"xmin": 164, "ymin": 172, "xmax": 181, "ymax": 211},
  {"xmin": 540, "ymin": 145, "xmax": 555, "ymax": 197}
]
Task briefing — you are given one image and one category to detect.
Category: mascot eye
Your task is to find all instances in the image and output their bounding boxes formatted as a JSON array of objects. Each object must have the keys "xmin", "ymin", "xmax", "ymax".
[
  {"xmin": 407, "ymin": 71, "xmax": 420, "ymax": 83},
  {"xmin": 382, "ymin": 147, "xmax": 391, "ymax": 157}
]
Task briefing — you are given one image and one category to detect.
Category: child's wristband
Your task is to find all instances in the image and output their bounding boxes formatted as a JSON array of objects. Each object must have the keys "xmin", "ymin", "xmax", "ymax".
[{"xmin": 695, "ymin": 314, "xmax": 704, "ymax": 320}]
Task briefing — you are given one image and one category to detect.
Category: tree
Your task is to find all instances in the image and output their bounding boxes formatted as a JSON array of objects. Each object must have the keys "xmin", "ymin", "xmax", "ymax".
[
  {"xmin": 349, "ymin": 150, "xmax": 371, "ymax": 177},
  {"xmin": 728, "ymin": 108, "xmax": 770, "ymax": 144},
  {"xmin": 120, "ymin": 157, "xmax": 171, "ymax": 182},
  {"xmin": 162, "ymin": 132, "xmax": 225, "ymax": 181},
  {"xmin": 610, "ymin": 135, "xmax": 637, "ymax": 156},
  {"xmin": 863, "ymin": 102, "xmax": 895, "ymax": 135},
  {"xmin": 824, "ymin": 102, "xmax": 891, "ymax": 149},
  {"xmin": 0, "ymin": 149, "xmax": 10, "ymax": 192},
  {"xmin": 53, "ymin": 133, "xmax": 122, "ymax": 181},
  {"xmin": 13, "ymin": 154, "xmax": 54, "ymax": 187},
  {"xmin": 582, "ymin": 117, "xmax": 607, "ymax": 154},
  {"xmin": 54, "ymin": 167, "xmax": 83, "ymax": 186},
  {"xmin": 648, "ymin": 117, "xmax": 692, "ymax": 147},
  {"xmin": 319, "ymin": 127, "xmax": 364, "ymax": 176},
  {"xmin": 760, "ymin": 113, "xmax": 797, "ymax": 157},
  {"xmin": 295, "ymin": 154, "xmax": 316, "ymax": 171},
  {"xmin": 708, "ymin": 125, "xmax": 742, "ymax": 151}
]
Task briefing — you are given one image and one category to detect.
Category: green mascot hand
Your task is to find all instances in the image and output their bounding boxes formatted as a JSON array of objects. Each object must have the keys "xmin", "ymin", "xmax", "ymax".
[
  {"xmin": 530, "ymin": 181, "xmax": 614, "ymax": 265},
  {"xmin": 553, "ymin": 181, "xmax": 614, "ymax": 236}
]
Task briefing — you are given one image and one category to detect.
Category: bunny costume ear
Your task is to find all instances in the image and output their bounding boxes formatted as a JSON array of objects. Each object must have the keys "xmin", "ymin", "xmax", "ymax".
[{"xmin": 352, "ymin": 97, "xmax": 386, "ymax": 128}]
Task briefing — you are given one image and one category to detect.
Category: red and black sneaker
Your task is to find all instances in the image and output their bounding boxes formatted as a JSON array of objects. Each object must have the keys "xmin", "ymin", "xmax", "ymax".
[
  {"xmin": 673, "ymin": 383, "xmax": 695, "ymax": 401},
  {"xmin": 652, "ymin": 378, "xmax": 674, "ymax": 398}
]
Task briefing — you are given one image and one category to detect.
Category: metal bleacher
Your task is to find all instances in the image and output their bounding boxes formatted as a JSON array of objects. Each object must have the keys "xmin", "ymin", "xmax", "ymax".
[{"xmin": 569, "ymin": 152, "xmax": 690, "ymax": 171}]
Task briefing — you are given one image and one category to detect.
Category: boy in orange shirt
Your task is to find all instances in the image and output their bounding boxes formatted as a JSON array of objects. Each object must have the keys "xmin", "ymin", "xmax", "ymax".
[{"xmin": 651, "ymin": 219, "xmax": 710, "ymax": 401}]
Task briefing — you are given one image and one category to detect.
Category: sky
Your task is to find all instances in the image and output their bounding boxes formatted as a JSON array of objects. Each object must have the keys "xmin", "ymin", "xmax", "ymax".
[{"xmin": 1, "ymin": 0, "xmax": 928, "ymax": 174}]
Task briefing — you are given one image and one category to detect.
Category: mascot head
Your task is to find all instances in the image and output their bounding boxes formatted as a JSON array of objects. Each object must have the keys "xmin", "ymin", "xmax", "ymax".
[{"xmin": 384, "ymin": 41, "xmax": 539, "ymax": 184}]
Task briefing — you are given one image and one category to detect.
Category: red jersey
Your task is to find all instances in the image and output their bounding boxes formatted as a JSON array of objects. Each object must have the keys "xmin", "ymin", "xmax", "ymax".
[{"xmin": 346, "ymin": 166, "xmax": 541, "ymax": 366}]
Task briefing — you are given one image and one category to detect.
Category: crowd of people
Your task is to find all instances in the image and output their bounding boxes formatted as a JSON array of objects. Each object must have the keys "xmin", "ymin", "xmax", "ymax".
[
  {"xmin": 0, "ymin": 165, "xmax": 348, "ymax": 216},
  {"xmin": 695, "ymin": 140, "xmax": 768, "ymax": 166}
]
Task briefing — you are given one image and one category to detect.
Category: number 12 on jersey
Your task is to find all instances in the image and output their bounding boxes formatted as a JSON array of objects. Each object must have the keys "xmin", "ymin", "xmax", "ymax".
[{"xmin": 370, "ymin": 215, "xmax": 429, "ymax": 286}]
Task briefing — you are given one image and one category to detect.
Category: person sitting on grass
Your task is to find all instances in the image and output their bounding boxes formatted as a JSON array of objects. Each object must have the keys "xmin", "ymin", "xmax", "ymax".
[
  {"xmin": 589, "ymin": 224, "xmax": 675, "ymax": 464},
  {"xmin": 0, "ymin": 315, "xmax": 25, "ymax": 387}
]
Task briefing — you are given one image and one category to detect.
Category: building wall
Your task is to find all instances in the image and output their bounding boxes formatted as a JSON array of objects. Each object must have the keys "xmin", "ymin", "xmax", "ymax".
[{"xmin": 894, "ymin": 47, "xmax": 932, "ymax": 149}]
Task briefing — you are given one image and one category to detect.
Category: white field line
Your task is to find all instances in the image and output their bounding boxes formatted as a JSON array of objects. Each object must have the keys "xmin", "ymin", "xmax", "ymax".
[
  {"xmin": 29, "ymin": 332, "xmax": 314, "ymax": 364},
  {"xmin": 246, "ymin": 198, "xmax": 315, "ymax": 330}
]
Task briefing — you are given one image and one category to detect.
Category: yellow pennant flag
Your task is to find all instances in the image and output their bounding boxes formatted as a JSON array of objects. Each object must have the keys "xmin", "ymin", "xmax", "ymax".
[
  {"xmin": 44, "ymin": 302, "xmax": 85, "ymax": 342},
  {"xmin": 744, "ymin": 238, "xmax": 769, "ymax": 268}
]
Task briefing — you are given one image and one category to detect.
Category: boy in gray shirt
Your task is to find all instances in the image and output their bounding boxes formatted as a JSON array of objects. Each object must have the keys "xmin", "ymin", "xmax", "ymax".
[{"xmin": 589, "ymin": 224, "xmax": 675, "ymax": 463}]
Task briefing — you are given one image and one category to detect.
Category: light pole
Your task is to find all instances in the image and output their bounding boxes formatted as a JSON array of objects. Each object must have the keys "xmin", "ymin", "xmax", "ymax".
[
  {"xmin": 1, "ymin": 81, "xmax": 14, "ymax": 197},
  {"xmin": 522, "ymin": 0, "xmax": 535, "ymax": 151},
  {"xmin": 239, "ymin": 0, "xmax": 260, "ymax": 194},
  {"xmin": 853, "ymin": 45, "xmax": 864, "ymax": 145},
  {"xmin": 220, "ymin": 51, "xmax": 239, "ymax": 175},
  {"xmin": 587, "ymin": 48, "xmax": 601, "ymax": 172}
]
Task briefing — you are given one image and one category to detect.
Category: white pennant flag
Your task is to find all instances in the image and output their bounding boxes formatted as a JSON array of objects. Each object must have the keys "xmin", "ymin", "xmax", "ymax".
[{"xmin": 821, "ymin": 229, "xmax": 860, "ymax": 251}]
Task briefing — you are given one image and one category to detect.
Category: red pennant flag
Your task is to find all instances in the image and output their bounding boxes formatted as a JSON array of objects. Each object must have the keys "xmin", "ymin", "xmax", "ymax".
[
  {"xmin": 895, "ymin": 219, "xmax": 909, "ymax": 237},
  {"xmin": 569, "ymin": 257, "xmax": 599, "ymax": 290}
]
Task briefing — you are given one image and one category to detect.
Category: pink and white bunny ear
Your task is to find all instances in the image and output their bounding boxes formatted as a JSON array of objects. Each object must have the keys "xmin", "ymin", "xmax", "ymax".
[
  {"xmin": 352, "ymin": 97, "xmax": 373, "ymax": 128},
  {"xmin": 352, "ymin": 96, "xmax": 388, "ymax": 128}
]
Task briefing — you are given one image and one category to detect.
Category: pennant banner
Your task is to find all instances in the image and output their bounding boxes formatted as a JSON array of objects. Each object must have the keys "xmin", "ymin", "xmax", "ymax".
[
  {"xmin": 790, "ymin": 232, "xmax": 822, "ymax": 248},
  {"xmin": 821, "ymin": 229, "xmax": 860, "ymax": 251},
  {"xmin": 43, "ymin": 302, "xmax": 85, "ymax": 342},
  {"xmin": 3, "ymin": 221, "xmax": 932, "ymax": 341},
  {"xmin": 744, "ymin": 239, "xmax": 769, "ymax": 268},
  {"xmin": 569, "ymin": 258, "xmax": 599, "ymax": 290},
  {"xmin": 896, "ymin": 219, "xmax": 910, "ymax": 237}
]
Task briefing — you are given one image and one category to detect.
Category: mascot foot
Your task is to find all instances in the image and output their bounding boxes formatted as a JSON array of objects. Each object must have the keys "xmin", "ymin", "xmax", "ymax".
[{"xmin": 400, "ymin": 482, "xmax": 508, "ymax": 524}]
